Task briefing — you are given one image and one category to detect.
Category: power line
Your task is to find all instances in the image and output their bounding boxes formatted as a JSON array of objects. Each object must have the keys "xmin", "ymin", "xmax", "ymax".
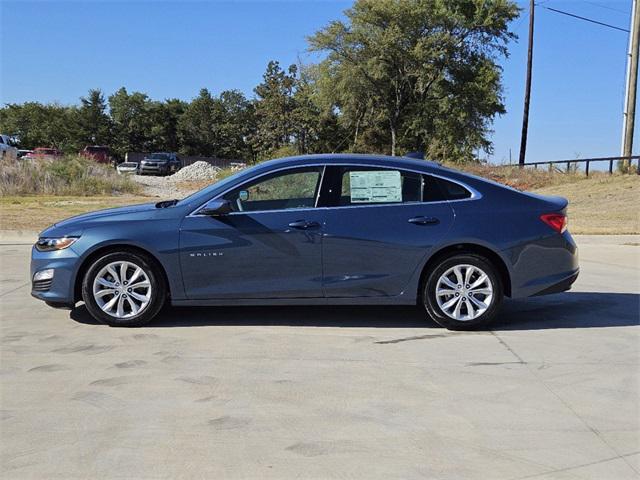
[
  {"xmin": 539, "ymin": 5, "xmax": 630, "ymax": 32},
  {"xmin": 580, "ymin": 1, "xmax": 630, "ymax": 16}
]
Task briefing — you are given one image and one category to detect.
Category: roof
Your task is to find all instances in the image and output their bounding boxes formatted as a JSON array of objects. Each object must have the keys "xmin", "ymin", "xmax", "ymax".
[{"xmin": 255, "ymin": 153, "xmax": 442, "ymax": 172}]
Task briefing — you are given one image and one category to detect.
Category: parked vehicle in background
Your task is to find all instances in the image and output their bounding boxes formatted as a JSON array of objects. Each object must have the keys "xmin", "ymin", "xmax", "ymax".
[
  {"xmin": 0, "ymin": 134, "xmax": 18, "ymax": 160},
  {"xmin": 138, "ymin": 152, "xmax": 181, "ymax": 176},
  {"xmin": 30, "ymin": 153, "xmax": 579, "ymax": 329},
  {"xmin": 24, "ymin": 147, "xmax": 63, "ymax": 160},
  {"xmin": 17, "ymin": 149, "xmax": 33, "ymax": 159},
  {"xmin": 116, "ymin": 162, "xmax": 139, "ymax": 175},
  {"xmin": 81, "ymin": 145, "xmax": 111, "ymax": 164}
]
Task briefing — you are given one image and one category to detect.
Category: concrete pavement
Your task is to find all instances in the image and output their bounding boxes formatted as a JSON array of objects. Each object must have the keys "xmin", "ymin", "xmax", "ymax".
[{"xmin": 0, "ymin": 235, "xmax": 638, "ymax": 479}]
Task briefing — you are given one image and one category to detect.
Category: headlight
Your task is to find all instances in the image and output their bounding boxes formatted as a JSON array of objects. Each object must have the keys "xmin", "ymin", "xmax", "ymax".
[{"xmin": 35, "ymin": 236, "xmax": 79, "ymax": 252}]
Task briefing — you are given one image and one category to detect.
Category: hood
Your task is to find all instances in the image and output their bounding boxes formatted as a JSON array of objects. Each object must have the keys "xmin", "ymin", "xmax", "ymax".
[{"xmin": 40, "ymin": 202, "xmax": 158, "ymax": 237}]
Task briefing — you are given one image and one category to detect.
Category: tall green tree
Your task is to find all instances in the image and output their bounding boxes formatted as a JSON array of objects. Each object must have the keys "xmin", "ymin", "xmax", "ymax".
[
  {"xmin": 76, "ymin": 89, "xmax": 112, "ymax": 146},
  {"xmin": 309, "ymin": 0, "xmax": 519, "ymax": 159},
  {"xmin": 252, "ymin": 61, "xmax": 298, "ymax": 157},
  {"xmin": 150, "ymin": 98, "xmax": 187, "ymax": 152},
  {"xmin": 178, "ymin": 88, "xmax": 227, "ymax": 157},
  {"xmin": 108, "ymin": 87, "xmax": 156, "ymax": 158}
]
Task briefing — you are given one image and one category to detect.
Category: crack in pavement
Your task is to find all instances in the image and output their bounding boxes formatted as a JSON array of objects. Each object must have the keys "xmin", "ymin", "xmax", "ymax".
[
  {"xmin": 491, "ymin": 330, "xmax": 640, "ymax": 477},
  {"xmin": 510, "ymin": 450, "xmax": 640, "ymax": 479},
  {"xmin": 0, "ymin": 282, "xmax": 29, "ymax": 298}
]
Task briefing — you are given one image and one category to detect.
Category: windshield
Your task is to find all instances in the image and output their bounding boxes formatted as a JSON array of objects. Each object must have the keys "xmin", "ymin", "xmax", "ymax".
[{"xmin": 148, "ymin": 153, "xmax": 171, "ymax": 160}]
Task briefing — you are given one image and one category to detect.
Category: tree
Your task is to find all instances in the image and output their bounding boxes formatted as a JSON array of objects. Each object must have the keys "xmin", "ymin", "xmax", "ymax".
[
  {"xmin": 150, "ymin": 98, "xmax": 187, "ymax": 152},
  {"xmin": 252, "ymin": 61, "xmax": 298, "ymax": 157},
  {"xmin": 76, "ymin": 89, "xmax": 112, "ymax": 146},
  {"xmin": 108, "ymin": 87, "xmax": 156, "ymax": 158},
  {"xmin": 0, "ymin": 102, "xmax": 78, "ymax": 152},
  {"xmin": 309, "ymin": 0, "xmax": 519, "ymax": 159},
  {"xmin": 178, "ymin": 88, "xmax": 226, "ymax": 157}
]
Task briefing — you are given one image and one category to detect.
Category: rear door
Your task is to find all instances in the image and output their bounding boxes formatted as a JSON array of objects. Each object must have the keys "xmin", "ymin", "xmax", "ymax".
[{"xmin": 318, "ymin": 166, "xmax": 455, "ymax": 298}]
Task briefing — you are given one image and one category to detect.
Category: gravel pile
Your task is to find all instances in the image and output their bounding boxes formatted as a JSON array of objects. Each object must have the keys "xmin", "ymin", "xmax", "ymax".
[{"xmin": 169, "ymin": 161, "xmax": 220, "ymax": 182}]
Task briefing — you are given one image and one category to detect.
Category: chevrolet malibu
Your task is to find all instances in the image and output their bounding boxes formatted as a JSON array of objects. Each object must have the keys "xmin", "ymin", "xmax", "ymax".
[{"xmin": 31, "ymin": 154, "xmax": 579, "ymax": 329}]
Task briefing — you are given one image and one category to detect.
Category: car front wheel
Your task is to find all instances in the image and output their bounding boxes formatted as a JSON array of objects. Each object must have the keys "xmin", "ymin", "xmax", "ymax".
[
  {"xmin": 423, "ymin": 254, "xmax": 503, "ymax": 330},
  {"xmin": 82, "ymin": 251, "xmax": 166, "ymax": 327}
]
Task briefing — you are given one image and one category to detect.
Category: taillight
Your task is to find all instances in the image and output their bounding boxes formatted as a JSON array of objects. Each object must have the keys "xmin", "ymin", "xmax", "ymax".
[{"xmin": 540, "ymin": 213, "xmax": 567, "ymax": 233}]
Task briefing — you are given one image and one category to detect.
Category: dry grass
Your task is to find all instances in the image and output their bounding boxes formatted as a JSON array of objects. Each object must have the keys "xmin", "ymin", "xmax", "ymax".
[
  {"xmin": 532, "ymin": 175, "xmax": 639, "ymax": 234},
  {"xmin": 0, "ymin": 155, "xmax": 140, "ymax": 196},
  {"xmin": 0, "ymin": 195, "xmax": 151, "ymax": 231}
]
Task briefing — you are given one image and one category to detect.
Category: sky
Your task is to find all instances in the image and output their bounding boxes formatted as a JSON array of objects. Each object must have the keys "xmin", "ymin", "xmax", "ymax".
[{"xmin": 0, "ymin": 0, "xmax": 635, "ymax": 164}]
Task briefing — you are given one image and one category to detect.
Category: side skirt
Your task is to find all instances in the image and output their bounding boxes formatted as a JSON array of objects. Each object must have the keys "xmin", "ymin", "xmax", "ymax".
[{"xmin": 171, "ymin": 294, "xmax": 416, "ymax": 307}]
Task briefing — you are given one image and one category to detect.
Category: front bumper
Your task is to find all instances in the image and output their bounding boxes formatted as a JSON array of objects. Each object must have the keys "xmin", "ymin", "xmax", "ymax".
[
  {"xmin": 139, "ymin": 163, "xmax": 168, "ymax": 175},
  {"xmin": 30, "ymin": 245, "xmax": 80, "ymax": 306}
]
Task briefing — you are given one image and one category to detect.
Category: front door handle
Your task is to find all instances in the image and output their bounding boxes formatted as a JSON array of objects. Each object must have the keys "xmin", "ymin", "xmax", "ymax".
[
  {"xmin": 408, "ymin": 216, "xmax": 440, "ymax": 226},
  {"xmin": 288, "ymin": 220, "xmax": 320, "ymax": 230}
]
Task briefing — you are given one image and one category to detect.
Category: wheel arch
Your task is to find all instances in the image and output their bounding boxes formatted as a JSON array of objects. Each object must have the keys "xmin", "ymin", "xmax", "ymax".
[
  {"xmin": 74, "ymin": 244, "xmax": 171, "ymax": 303},
  {"xmin": 417, "ymin": 243, "xmax": 512, "ymax": 302}
]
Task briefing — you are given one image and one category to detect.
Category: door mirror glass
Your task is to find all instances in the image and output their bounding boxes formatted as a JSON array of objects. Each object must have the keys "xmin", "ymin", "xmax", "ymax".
[
  {"xmin": 238, "ymin": 190, "xmax": 249, "ymax": 202},
  {"xmin": 198, "ymin": 199, "xmax": 232, "ymax": 216}
]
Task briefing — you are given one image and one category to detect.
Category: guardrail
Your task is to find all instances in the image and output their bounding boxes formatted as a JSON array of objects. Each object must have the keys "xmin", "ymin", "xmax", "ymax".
[{"xmin": 511, "ymin": 155, "xmax": 640, "ymax": 176}]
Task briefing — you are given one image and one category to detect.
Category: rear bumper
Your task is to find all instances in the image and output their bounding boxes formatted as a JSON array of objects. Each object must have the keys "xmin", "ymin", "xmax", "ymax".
[
  {"xmin": 505, "ymin": 231, "xmax": 579, "ymax": 298},
  {"xmin": 532, "ymin": 270, "xmax": 579, "ymax": 296}
]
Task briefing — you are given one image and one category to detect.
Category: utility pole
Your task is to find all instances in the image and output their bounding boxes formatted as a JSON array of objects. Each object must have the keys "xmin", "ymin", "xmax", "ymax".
[
  {"xmin": 621, "ymin": 0, "xmax": 640, "ymax": 169},
  {"xmin": 519, "ymin": 0, "xmax": 535, "ymax": 167}
]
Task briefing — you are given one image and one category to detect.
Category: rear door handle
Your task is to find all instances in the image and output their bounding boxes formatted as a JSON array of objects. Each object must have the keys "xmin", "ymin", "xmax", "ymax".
[
  {"xmin": 288, "ymin": 220, "xmax": 320, "ymax": 230},
  {"xmin": 408, "ymin": 216, "xmax": 439, "ymax": 226}
]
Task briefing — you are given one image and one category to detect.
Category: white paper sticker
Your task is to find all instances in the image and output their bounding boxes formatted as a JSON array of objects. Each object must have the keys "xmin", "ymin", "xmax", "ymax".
[{"xmin": 349, "ymin": 170, "xmax": 402, "ymax": 203}]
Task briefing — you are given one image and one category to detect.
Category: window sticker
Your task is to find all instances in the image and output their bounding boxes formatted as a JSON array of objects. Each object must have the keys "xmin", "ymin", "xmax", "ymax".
[{"xmin": 349, "ymin": 170, "xmax": 402, "ymax": 203}]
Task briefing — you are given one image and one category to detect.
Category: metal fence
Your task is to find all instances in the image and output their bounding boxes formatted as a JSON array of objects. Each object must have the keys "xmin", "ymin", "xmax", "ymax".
[{"xmin": 511, "ymin": 155, "xmax": 640, "ymax": 176}]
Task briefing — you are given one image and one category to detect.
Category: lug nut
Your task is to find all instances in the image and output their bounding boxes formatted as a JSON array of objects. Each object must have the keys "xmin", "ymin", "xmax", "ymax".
[
  {"xmin": 465, "ymin": 284, "xmax": 470, "ymax": 289},
  {"xmin": 455, "ymin": 293, "xmax": 460, "ymax": 297},
  {"xmin": 462, "ymin": 297, "xmax": 467, "ymax": 302},
  {"xmin": 122, "ymin": 294, "xmax": 127, "ymax": 299},
  {"xmin": 127, "ymin": 288, "xmax": 132, "ymax": 292}
]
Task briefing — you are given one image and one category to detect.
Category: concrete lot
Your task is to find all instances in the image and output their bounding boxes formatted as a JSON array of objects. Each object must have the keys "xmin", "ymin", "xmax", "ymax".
[{"xmin": 0, "ymin": 235, "xmax": 638, "ymax": 479}]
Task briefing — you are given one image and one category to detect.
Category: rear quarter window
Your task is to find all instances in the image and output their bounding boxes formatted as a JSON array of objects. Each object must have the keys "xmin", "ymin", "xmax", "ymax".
[{"xmin": 423, "ymin": 176, "xmax": 472, "ymax": 201}]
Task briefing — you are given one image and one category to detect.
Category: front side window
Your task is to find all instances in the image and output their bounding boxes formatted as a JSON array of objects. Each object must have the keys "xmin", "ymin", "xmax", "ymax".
[{"xmin": 223, "ymin": 167, "xmax": 322, "ymax": 212}]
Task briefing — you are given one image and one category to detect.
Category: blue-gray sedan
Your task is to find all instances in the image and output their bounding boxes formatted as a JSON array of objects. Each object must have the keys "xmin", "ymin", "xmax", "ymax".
[{"xmin": 30, "ymin": 154, "xmax": 578, "ymax": 329}]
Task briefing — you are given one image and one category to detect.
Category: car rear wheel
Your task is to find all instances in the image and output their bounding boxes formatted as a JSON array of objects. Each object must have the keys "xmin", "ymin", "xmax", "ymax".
[
  {"xmin": 422, "ymin": 253, "xmax": 503, "ymax": 330},
  {"xmin": 82, "ymin": 251, "xmax": 166, "ymax": 327}
]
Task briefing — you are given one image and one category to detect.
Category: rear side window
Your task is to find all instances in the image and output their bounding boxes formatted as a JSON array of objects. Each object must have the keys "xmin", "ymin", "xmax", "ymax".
[
  {"xmin": 321, "ymin": 166, "xmax": 423, "ymax": 206},
  {"xmin": 424, "ymin": 175, "xmax": 472, "ymax": 201}
]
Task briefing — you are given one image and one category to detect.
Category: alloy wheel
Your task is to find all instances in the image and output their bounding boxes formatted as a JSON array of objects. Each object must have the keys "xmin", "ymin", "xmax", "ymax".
[
  {"xmin": 92, "ymin": 261, "xmax": 151, "ymax": 318},
  {"xmin": 435, "ymin": 264, "xmax": 494, "ymax": 321}
]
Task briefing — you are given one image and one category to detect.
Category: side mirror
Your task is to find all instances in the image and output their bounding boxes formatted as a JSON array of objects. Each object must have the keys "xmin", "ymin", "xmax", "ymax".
[{"xmin": 198, "ymin": 199, "xmax": 232, "ymax": 216}]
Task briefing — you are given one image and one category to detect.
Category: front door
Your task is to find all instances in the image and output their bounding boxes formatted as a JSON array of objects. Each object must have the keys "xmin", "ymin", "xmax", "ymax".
[
  {"xmin": 318, "ymin": 166, "xmax": 455, "ymax": 297},
  {"xmin": 180, "ymin": 167, "xmax": 325, "ymax": 299}
]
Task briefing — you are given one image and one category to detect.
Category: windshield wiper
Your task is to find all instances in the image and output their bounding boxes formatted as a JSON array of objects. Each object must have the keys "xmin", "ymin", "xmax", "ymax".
[{"xmin": 155, "ymin": 199, "xmax": 179, "ymax": 208}]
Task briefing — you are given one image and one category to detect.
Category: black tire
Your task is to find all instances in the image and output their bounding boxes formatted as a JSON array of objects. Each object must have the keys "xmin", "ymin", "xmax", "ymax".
[
  {"xmin": 81, "ymin": 251, "xmax": 166, "ymax": 327},
  {"xmin": 422, "ymin": 253, "xmax": 503, "ymax": 330}
]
